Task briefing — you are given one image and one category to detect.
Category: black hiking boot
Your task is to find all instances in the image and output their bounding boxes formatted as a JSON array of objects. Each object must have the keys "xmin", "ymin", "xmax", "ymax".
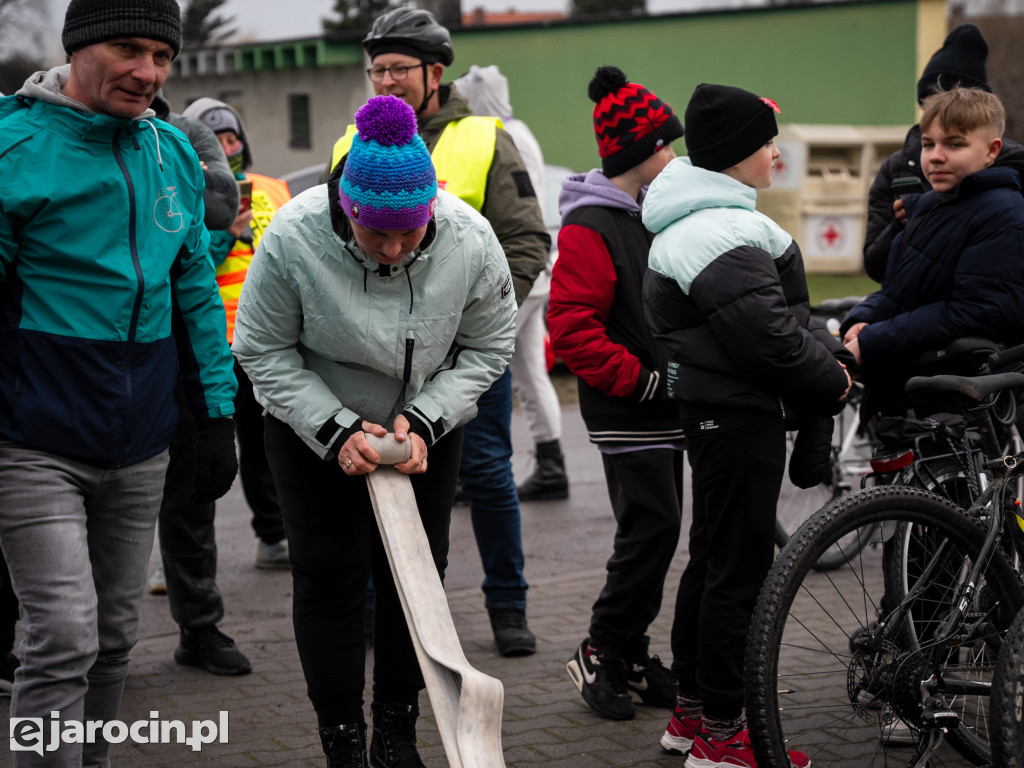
[
  {"xmin": 517, "ymin": 439, "xmax": 569, "ymax": 501},
  {"xmin": 369, "ymin": 703, "xmax": 425, "ymax": 767},
  {"xmin": 319, "ymin": 722, "xmax": 368, "ymax": 768},
  {"xmin": 488, "ymin": 608, "xmax": 537, "ymax": 656},
  {"xmin": 174, "ymin": 625, "xmax": 252, "ymax": 676}
]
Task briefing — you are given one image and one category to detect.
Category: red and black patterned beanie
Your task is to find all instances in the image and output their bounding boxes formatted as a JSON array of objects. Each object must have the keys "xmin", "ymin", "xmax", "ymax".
[{"xmin": 589, "ymin": 66, "xmax": 683, "ymax": 178}]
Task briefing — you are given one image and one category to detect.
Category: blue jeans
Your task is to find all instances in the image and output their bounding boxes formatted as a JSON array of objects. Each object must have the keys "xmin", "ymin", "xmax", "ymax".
[
  {"xmin": 458, "ymin": 367, "xmax": 528, "ymax": 611},
  {"xmin": 0, "ymin": 442, "xmax": 168, "ymax": 768}
]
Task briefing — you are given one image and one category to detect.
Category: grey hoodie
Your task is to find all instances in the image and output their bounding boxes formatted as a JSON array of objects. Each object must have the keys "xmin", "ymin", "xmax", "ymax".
[
  {"xmin": 183, "ymin": 96, "xmax": 255, "ymax": 172},
  {"xmin": 559, "ymin": 168, "xmax": 644, "ymax": 221}
]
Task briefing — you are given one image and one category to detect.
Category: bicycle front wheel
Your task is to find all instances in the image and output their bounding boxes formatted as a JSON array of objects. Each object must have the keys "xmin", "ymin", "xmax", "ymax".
[
  {"xmin": 746, "ymin": 486, "xmax": 1023, "ymax": 768},
  {"xmin": 990, "ymin": 606, "xmax": 1024, "ymax": 768}
]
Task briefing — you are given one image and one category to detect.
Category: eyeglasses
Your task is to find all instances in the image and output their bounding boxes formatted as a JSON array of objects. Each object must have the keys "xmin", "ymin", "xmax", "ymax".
[{"xmin": 366, "ymin": 64, "xmax": 427, "ymax": 83}]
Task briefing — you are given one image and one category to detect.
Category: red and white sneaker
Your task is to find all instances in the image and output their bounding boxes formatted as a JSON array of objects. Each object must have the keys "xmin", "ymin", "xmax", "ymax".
[
  {"xmin": 684, "ymin": 728, "xmax": 810, "ymax": 768},
  {"xmin": 660, "ymin": 707, "xmax": 703, "ymax": 755}
]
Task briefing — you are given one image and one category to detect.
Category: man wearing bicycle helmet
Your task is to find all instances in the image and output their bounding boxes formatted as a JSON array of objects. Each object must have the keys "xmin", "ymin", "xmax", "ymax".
[{"xmin": 329, "ymin": 7, "xmax": 550, "ymax": 663}]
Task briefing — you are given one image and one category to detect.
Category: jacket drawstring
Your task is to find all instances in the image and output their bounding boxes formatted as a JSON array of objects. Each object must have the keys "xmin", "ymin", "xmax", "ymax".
[
  {"xmin": 403, "ymin": 252, "xmax": 423, "ymax": 314},
  {"xmin": 343, "ymin": 241, "xmax": 421, "ymax": 314},
  {"xmin": 138, "ymin": 118, "xmax": 164, "ymax": 171}
]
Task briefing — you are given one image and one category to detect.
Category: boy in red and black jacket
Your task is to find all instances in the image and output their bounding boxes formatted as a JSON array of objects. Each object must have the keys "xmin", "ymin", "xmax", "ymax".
[{"xmin": 549, "ymin": 65, "xmax": 685, "ymax": 723}]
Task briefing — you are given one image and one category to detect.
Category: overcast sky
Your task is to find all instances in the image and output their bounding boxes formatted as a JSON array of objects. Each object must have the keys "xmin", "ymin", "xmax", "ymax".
[{"xmin": 41, "ymin": 0, "xmax": 748, "ymax": 51}]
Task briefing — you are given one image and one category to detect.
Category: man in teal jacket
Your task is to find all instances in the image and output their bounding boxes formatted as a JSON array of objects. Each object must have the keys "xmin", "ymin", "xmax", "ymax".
[{"xmin": 0, "ymin": 1, "xmax": 237, "ymax": 765}]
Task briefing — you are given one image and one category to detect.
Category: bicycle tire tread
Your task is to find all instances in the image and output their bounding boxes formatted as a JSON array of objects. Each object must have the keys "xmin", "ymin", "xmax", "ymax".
[{"xmin": 991, "ymin": 606, "xmax": 1024, "ymax": 768}]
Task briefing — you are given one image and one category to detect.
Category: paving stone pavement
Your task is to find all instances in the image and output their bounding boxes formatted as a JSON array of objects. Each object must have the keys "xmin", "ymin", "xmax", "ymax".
[{"xmin": 2, "ymin": 401, "xmax": 694, "ymax": 768}]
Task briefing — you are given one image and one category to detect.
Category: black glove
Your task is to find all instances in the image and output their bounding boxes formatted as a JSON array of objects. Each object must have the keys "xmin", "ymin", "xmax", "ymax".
[
  {"xmin": 192, "ymin": 417, "xmax": 238, "ymax": 504},
  {"xmin": 788, "ymin": 414, "xmax": 835, "ymax": 489}
]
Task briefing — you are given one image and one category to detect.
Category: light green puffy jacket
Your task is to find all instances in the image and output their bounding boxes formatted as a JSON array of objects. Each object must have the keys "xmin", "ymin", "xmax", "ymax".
[{"xmin": 232, "ymin": 187, "xmax": 517, "ymax": 458}]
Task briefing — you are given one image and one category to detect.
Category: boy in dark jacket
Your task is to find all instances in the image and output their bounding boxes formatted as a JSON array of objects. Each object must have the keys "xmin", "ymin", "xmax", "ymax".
[
  {"xmin": 861, "ymin": 24, "xmax": 1024, "ymax": 282},
  {"xmin": 842, "ymin": 88, "xmax": 1024, "ymax": 392},
  {"xmin": 642, "ymin": 84, "xmax": 851, "ymax": 767},
  {"xmin": 550, "ymin": 66, "xmax": 685, "ymax": 723}
]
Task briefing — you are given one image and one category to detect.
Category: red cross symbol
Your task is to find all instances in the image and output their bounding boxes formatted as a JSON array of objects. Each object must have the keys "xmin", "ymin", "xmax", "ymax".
[
  {"xmin": 816, "ymin": 217, "xmax": 845, "ymax": 252},
  {"xmin": 822, "ymin": 223, "xmax": 841, "ymax": 246}
]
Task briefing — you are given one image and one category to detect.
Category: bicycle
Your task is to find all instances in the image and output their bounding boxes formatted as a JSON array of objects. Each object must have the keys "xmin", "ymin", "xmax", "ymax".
[
  {"xmin": 745, "ymin": 362, "xmax": 1024, "ymax": 767},
  {"xmin": 774, "ymin": 331, "xmax": 1007, "ymax": 571}
]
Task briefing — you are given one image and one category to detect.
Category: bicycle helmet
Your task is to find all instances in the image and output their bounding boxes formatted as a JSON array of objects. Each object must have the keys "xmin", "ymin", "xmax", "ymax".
[{"xmin": 362, "ymin": 8, "xmax": 454, "ymax": 66}]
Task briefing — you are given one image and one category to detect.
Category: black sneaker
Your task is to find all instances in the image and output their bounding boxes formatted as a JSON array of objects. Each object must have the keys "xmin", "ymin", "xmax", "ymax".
[
  {"xmin": 0, "ymin": 652, "xmax": 18, "ymax": 697},
  {"xmin": 625, "ymin": 650, "xmax": 677, "ymax": 707},
  {"xmin": 566, "ymin": 639, "xmax": 635, "ymax": 720},
  {"xmin": 174, "ymin": 625, "xmax": 252, "ymax": 676},
  {"xmin": 488, "ymin": 609, "xmax": 536, "ymax": 657}
]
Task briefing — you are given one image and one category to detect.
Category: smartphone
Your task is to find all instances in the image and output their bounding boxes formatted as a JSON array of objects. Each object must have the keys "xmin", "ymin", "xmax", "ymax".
[
  {"xmin": 891, "ymin": 176, "xmax": 924, "ymax": 198},
  {"xmin": 237, "ymin": 179, "xmax": 253, "ymax": 212}
]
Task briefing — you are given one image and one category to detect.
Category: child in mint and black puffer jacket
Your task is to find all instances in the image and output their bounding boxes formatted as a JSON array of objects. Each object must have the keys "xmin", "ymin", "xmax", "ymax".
[{"xmin": 642, "ymin": 83, "xmax": 851, "ymax": 768}]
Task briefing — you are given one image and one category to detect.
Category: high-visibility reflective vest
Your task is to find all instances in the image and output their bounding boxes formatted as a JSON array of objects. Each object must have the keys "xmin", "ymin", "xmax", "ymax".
[
  {"xmin": 330, "ymin": 115, "xmax": 501, "ymax": 212},
  {"xmin": 216, "ymin": 172, "xmax": 292, "ymax": 343}
]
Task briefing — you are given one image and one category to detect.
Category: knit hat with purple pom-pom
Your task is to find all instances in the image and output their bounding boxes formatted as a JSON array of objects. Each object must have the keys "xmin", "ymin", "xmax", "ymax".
[{"xmin": 340, "ymin": 95, "xmax": 437, "ymax": 230}]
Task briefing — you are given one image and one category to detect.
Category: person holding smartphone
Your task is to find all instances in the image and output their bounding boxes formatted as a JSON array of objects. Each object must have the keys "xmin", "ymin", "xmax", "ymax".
[
  {"xmin": 862, "ymin": 24, "xmax": 1024, "ymax": 282},
  {"xmin": 145, "ymin": 98, "xmax": 295, "ymax": 679},
  {"xmin": 844, "ymin": 89, "xmax": 1024, "ymax": 415}
]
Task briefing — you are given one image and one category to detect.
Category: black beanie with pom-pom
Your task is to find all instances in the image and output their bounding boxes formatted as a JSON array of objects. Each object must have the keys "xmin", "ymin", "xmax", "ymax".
[{"xmin": 588, "ymin": 65, "xmax": 683, "ymax": 178}]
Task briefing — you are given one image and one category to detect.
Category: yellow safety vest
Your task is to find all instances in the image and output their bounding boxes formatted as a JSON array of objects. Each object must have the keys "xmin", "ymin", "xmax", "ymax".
[
  {"xmin": 216, "ymin": 173, "xmax": 292, "ymax": 343},
  {"xmin": 330, "ymin": 116, "xmax": 501, "ymax": 212}
]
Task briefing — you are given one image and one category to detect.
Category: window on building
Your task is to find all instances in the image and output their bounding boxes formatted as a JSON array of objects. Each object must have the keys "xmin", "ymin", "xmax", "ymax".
[{"xmin": 289, "ymin": 94, "xmax": 312, "ymax": 150}]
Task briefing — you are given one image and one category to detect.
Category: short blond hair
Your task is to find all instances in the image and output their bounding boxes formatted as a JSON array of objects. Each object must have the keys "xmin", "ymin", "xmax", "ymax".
[{"xmin": 920, "ymin": 87, "xmax": 1005, "ymax": 138}]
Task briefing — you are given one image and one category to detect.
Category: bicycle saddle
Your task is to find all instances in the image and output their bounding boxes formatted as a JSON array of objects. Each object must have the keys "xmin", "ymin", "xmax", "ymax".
[{"xmin": 905, "ymin": 371, "xmax": 1024, "ymax": 406}]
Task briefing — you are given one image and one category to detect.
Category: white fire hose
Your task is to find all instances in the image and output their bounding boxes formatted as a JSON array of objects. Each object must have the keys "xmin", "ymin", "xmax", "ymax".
[{"xmin": 364, "ymin": 433, "xmax": 507, "ymax": 768}]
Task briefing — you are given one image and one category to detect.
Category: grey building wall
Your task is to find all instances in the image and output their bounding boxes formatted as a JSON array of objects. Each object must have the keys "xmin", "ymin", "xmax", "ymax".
[{"xmin": 164, "ymin": 64, "xmax": 372, "ymax": 178}]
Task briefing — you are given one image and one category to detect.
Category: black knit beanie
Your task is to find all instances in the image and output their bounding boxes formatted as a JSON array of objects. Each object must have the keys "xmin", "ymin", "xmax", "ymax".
[
  {"xmin": 62, "ymin": 0, "xmax": 182, "ymax": 57},
  {"xmin": 916, "ymin": 24, "xmax": 989, "ymax": 105},
  {"xmin": 589, "ymin": 66, "xmax": 683, "ymax": 178},
  {"xmin": 684, "ymin": 83, "xmax": 779, "ymax": 173}
]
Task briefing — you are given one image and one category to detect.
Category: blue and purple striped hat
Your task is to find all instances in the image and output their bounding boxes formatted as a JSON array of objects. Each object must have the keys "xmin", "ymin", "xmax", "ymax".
[{"xmin": 339, "ymin": 95, "xmax": 437, "ymax": 230}]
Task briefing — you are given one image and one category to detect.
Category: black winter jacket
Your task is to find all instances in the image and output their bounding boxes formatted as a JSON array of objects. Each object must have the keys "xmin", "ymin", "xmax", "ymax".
[
  {"xmin": 641, "ymin": 159, "xmax": 851, "ymax": 424},
  {"xmin": 863, "ymin": 125, "xmax": 1024, "ymax": 281},
  {"xmin": 843, "ymin": 166, "xmax": 1024, "ymax": 372}
]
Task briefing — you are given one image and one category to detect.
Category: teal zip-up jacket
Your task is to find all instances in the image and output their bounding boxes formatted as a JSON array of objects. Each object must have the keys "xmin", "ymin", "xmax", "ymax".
[{"xmin": 0, "ymin": 66, "xmax": 237, "ymax": 469}]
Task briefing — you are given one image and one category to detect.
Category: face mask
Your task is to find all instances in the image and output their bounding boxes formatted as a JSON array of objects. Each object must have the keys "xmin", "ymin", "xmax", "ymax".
[{"xmin": 228, "ymin": 150, "xmax": 245, "ymax": 175}]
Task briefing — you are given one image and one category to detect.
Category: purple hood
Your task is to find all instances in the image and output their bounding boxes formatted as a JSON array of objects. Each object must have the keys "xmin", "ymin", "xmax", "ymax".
[{"xmin": 558, "ymin": 169, "xmax": 645, "ymax": 221}]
